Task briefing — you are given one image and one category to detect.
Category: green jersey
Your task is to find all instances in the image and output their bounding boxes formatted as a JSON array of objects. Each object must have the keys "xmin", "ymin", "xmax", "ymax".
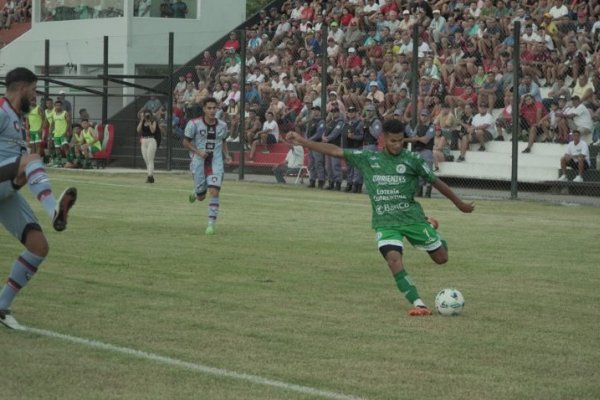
[{"xmin": 344, "ymin": 148, "xmax": 437, "ymax": 229}]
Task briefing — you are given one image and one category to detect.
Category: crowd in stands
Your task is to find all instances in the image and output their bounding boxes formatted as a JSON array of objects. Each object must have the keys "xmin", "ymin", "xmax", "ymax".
[
  {"xmin": 161, "ymin": 0, "xmax": 600, "ymax": 185},
  {"xmin": 0, "ymin": 0, "xmax": 31, "ymax": 29}
]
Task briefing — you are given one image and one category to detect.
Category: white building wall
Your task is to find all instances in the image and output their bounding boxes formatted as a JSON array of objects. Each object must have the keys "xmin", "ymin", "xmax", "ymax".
[{"xmin": 0, "ymin": 0, "xmax": 245, "ymax": 118}]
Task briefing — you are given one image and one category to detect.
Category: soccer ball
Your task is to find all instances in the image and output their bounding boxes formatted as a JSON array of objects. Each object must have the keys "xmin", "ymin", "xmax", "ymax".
[{"xmin": 434, "ymin": 288, "xmax": 465, "ymax": 316}]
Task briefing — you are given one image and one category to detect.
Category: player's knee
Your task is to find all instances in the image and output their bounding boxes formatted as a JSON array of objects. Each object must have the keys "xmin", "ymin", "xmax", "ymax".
[{"xmin": 23, "ymin": 226, "xmax": 49, "ymax": 258}]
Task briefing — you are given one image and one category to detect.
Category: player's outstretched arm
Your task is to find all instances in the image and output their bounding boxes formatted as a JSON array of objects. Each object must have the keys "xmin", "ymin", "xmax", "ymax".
[
  {"xmin": 432, "ymin": 179, "xmax": 475, "ymax": 213},
  {"xmin": 286, "ymin": 131, "xmax": 344, "ymax": 158}
]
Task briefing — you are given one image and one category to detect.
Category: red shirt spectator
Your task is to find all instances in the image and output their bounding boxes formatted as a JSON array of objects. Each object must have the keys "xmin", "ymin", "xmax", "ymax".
[
  {"xmin": 301, "ymin": 5, "xmax": 315, "ymax": 21},
  {"xmin": 345, "ymin": 48, "xmax": 363, "ymax": 70},
  {"xmin": 380, "ymin": 0, "xmax": 399, "ymax": 15},
  {"xmin": 521, "ymin": 95, "xmax": 546, "ymax": 126},
  {"xmin": 223, "ymin": 32, "xmax": 240, "ymax": 52},
  {"xmin": 340, "ymin": 10, "xmax": 354, "ymax": 27}
]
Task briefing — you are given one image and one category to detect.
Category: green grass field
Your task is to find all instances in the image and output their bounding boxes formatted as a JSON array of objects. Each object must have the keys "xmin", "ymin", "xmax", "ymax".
[{"xmin": 1, "ymin": 170, "xmax": 599, "ymax": 400}]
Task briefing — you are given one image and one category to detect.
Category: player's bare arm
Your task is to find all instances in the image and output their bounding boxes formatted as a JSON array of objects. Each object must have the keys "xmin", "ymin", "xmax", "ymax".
[
  {"xmin": 286, "ymin": 131, "xmax": 344, "ymax": 158},
  {"xmin": 432, "ymin": 179, "xmax": 475, "ymax": 213}
]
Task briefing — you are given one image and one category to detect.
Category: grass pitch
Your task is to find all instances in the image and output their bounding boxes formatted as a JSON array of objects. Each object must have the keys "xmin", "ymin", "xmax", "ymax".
[{"xmin": 1, "ymin": 170, "xmax": 599, "ymax": 400}]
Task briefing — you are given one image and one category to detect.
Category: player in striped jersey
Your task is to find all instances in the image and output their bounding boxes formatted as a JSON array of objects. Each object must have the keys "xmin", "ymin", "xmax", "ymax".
[
  {"xmin": 0, "ymin": 67, "xmax": 77, "ymax": 330},
  {"xmin": 183, "ymin": 97, "xmax": 232, "ymax": 235}
]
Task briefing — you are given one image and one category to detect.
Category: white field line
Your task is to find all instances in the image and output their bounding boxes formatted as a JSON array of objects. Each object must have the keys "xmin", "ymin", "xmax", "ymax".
[{"xmin": 24, "ymin": 326, "xmax": 366, "ymax": 400}]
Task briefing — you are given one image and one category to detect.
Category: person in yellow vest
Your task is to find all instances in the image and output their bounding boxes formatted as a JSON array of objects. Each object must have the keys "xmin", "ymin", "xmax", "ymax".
[
  {"xmin": 66, "ymin": 123, "xmax": 84, "ymax": 168},
  {"xmin": 27, "ymin": 99, "xmax": 44, "ymax": 155},
  {"xmin": 42, "ymin": 97, "xmax": 54, "ymax": 162},
  {"xmin": 49, "ymin": 99, "xmax": 71, "ymax": 167},
  {"xmin": 79, "ymin": 119, "xmax": 101, "ymax": 168}
]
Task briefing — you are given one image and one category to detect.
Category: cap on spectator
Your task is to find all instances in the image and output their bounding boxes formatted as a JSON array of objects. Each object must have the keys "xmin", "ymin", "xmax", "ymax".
[
  {"xmin": 433, "ymin": 9, "xmax": 440, "ymax": 14},
  {"xmin": 329, "ymin": 90, "xmax": 338, "ymax": 96},
  {"xmin": 558, "ymin": 95, "xmax": 566, "ymax": 100},
  {"xmin": 364, "ymin": 103, "xmax": 376, "ymax": 111},
  {"xmin": 59, "ymin": 90, "xmax": 65, "ymax": 95},
  {"xmin": 402, "ymin": 10, "xmax": 410, "ymax": 15},
  {"xmin": 348, "ymin": 47, "xmax": 356, "ymax": 53},
  {"xmin": 393, "ymin": 109, "xmax": 403, "ymax": 116},
  {"xmin": 348, "ymin": 106, "xmax": 357, "ymax": 112},
  {"xmin": 311, "ymin": 105, "xmax": 321, "ymax": 111},
  {"xmin": 369, "ymin": 81, "xmax": 378, "ymax": 87},
  {"xmin": 331, "ymin": 21, "xmax": 338, "ymax": 27}
]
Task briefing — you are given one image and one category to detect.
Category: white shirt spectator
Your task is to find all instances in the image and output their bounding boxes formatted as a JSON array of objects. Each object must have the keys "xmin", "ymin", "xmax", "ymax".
[
  {"xmin": 286, "ymin": 145, "xmax": 305, "ymax": 168},
  {"xmin": 328, "ymin": 27, "xmax": 345, "ymax": 44},
  {"xmin": 472, "ymin": 112, "xmax": 496, "ymax": 137},
  {"xmin": 565, "ymin": 137, "xmax": 590, "ymax": 166},
  {"xmin": 548, "ymin": 4, "xmax": 568, "ymax": 19},
  {"xmin": 262, "ymin": 119, "xmax": 280, "ymax": 141},
  {"xmin": 137, "ymin": 0, "xmax": 151, "ymax": 16},
  {"xmin": 521, "ymin": 31, "xmax": 542, "ymax": 44},
  {"xmin": 569, "ymin": 104, "xmax": 594, "ymax": 132}
]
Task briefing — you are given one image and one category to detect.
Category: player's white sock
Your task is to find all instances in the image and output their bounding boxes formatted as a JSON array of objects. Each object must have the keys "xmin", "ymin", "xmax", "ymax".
[{"xmin": 413, "ymin": 299, "xmax": 426, "ymax": 308}]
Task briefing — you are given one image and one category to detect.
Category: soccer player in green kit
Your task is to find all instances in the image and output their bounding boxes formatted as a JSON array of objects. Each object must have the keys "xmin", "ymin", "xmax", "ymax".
[{"xmin": 287, "ymin": 119, "xmax": 475, "ymax": 316}]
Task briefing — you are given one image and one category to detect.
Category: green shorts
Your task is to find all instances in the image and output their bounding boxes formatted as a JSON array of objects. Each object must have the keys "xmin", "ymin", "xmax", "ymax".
[
  {"xmin": 30, "ymin": 130, "xmax": 42, "ymax": 144},
  {"xmin": 53, "ymin": 135, "xmax": 69, "ymax": 147},
  {"xmin": 376, "ymin": 223, "xmax": 443, "ymax": 252}
]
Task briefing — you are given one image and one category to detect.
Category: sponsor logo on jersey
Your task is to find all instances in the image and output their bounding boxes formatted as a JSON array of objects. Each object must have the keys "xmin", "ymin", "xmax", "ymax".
[
  {"xmin": 375, "ymin": 202, "xmax": 410, "ymax": 215},
  {"xmin": 372, "ymin": 175, "xmax": 406, "ymax": 185},
  {"xmin": 396, "ymin": 164, "xmax": 406, "ymax": 174}
]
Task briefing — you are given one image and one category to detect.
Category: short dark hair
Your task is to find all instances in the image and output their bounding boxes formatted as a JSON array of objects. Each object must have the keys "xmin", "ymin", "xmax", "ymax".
[
  {"xmin": 81, "ymin": 118, "xmax": 89, "ymax": 123},
  {"xmin": 5, "ymin": 67, "xmax": 37, "ymax": 90},
  {"xmin": 382, "ymin": 119, "xmax": 405, "ymax": 136},
  {"xmin": 202, "ymin": 96, "xmax": 218, "ymax": 107}
]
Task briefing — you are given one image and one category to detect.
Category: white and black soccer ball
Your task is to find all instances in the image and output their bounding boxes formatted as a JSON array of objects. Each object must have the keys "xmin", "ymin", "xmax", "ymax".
[{"xmin": 434, "ymin": 288, "xmax": 465, "ymax": 316}]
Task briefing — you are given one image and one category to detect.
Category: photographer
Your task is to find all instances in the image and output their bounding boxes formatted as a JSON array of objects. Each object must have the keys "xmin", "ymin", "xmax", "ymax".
[{"xmin": 137, "ymin": 109, "xmax": 158, "ymax": 183}]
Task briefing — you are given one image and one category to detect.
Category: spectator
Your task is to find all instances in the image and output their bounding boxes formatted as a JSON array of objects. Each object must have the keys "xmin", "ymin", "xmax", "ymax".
[
  {"xmin": 171, "ymin": 0, "xmax": 187, "ymax": 18},
  {"xmin": 160, "ymin": 0, "xmax": 173, "ymax": 17},
  {"xmin": 272, "ymin": 143, "xmax": 305, "ymax": 184},
  {"xmin": 249, "ymin": 111, "xmax": 279, "ymax": 161},
  {"xmin": 560, "ymin": 95, "xmax": 594, "ymax": 138},
  {"xmin": 433, "ymin": 124, "xmax": 453, "ymax": 172},
  {"xmin": 405, "ymin": 109, "xmax": 435, "ymax": 197},
  {"xmin": 56, "ymin": 90, "xmax": 72, "ymax": 115},
  {"xmin": 558, "ymin": 130, "xmax": 590, "ymax": 182},
  {"xmin": 521, "ymin": 93, "xmax": 548, "ymax": 153}
]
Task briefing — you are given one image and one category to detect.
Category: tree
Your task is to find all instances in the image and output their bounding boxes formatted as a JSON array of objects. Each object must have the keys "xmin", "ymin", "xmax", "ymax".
[{"xmin": 246, "ymin": 0, "xmax": 273, "ymax": 17}]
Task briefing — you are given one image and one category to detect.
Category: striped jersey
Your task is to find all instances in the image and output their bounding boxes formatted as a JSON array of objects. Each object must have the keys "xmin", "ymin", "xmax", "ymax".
[
  {"xmin": 184, "ymin": 117, "xmax": 228, "ymax": 172},
  {"xmin": 0, "ymin": 97, "xmax": 28, "ymax": 159}
]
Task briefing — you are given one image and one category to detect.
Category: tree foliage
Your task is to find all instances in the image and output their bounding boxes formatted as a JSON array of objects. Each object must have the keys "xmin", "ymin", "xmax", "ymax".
[{"xmin": 246, "ymin": 0, "xmax": 274, "ymax": 18}]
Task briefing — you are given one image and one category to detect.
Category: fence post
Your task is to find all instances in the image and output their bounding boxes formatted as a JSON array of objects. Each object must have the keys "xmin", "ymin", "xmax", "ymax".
[
  {"xmin": 238, "ymin": 29, "xmax": 247, "ymax": 180},
  {"xmin": 510, "ymin": 21, "xmax": 521, "ymax": 200},
  {"xmin": 320, "ymin": 24, "xmax": 328, "ymax": 121},
  {"xmin": 44, "ymin": 40, "xmax": 49, "ymax": 98},
  {"xmin": 102, "ymin": 36, "xmax": 108, "ymax": 126},
  {"xmin": 167, "ymin": 32, "xmax": 174, "ymax": 171},
  {"xmin": 410, "ymin": 24, "xmax": 419, "ymax": 129}
]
